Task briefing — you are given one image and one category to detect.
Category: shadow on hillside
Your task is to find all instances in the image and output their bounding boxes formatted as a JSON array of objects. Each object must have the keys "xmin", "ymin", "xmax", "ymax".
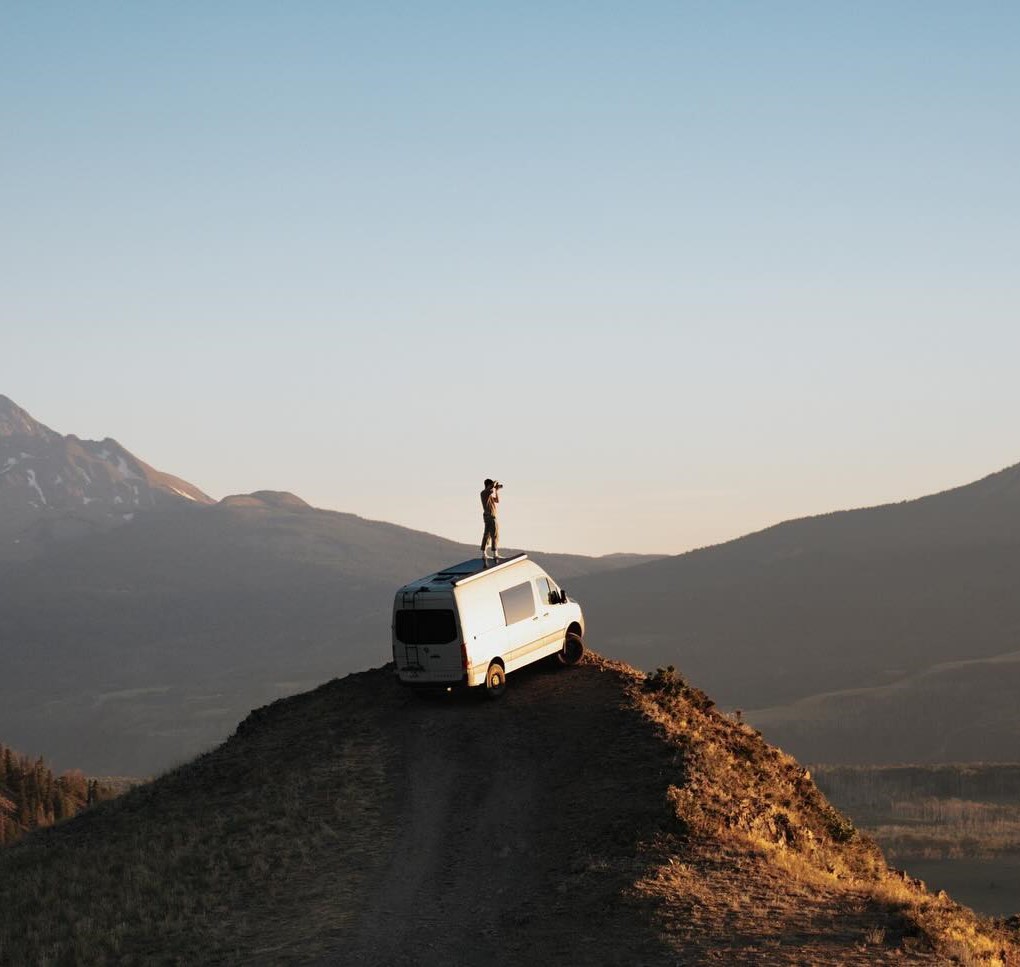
[{"xmin": 340, "ymin": 661, "xmax": 689, "ymax": 966}]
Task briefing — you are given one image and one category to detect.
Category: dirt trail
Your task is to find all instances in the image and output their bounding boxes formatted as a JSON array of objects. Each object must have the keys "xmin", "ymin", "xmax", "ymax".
[
  {"xmin": 341, "ymin": 659, "xmax": 678, "ymax": 966},
  {"xmin": 322, "ymin": 659, "xmax": 956, "ymax": 966}
]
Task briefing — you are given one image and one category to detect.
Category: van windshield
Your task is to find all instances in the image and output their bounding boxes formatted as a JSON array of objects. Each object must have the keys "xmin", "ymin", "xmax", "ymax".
[{"xmin": 395, "ymin": 609, "xmax": 457, "ymax": 645}]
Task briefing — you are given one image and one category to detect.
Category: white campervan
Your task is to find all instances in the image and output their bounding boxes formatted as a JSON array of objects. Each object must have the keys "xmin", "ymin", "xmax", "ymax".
[{"xmin": 392, "ymin": 554, "xmax": 585, "ymax": 697}]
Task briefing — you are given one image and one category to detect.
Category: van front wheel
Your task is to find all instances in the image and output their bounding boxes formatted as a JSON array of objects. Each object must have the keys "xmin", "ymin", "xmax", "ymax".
[
  {"xmin": 559, "ymin": 632, "xmax": 584, "ymax": 666},
  {"xmin": 485, "ymin": 661, "xmax": 506, "ymax": 699}
]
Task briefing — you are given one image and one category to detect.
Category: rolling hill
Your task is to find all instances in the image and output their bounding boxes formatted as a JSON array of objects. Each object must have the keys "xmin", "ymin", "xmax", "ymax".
[
  {"xmin": 572, "ymin": 461, "xmax": 1020, "ymax": 763},
  {"xmin": 0, "ymin": 656, "xmax": 1014, "ymax": 965}
]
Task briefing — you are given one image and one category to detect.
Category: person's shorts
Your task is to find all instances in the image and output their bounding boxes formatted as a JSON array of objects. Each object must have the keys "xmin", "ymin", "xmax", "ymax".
[{"xmin": 482, "ymin": 515, "xmax": 499, "ymax": 545}]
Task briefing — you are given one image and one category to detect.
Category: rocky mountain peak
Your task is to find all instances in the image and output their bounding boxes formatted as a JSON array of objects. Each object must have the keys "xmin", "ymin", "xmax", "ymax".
[
  {"xmin": 0, "ymin": 394, "xmax": 213, "ymax": 550},
  {"xmin": 0, "ymin": 394, "xmax": 55, "ymax": 440}
]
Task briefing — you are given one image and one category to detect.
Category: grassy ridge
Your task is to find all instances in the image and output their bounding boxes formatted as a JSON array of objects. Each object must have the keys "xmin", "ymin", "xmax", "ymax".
[
  {"xmin": 2, "ymin": 662, "xmax": 1017, "ymax": 965},
  {"xmin": 0, "ymin": 672, "xmax": 397, "ymax": 965}
]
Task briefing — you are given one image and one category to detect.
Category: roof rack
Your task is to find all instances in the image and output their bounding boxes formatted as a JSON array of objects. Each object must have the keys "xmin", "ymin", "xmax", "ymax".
[{"xmin": 451, "ymin": 553, "xmax": 528, "ymax": 586}]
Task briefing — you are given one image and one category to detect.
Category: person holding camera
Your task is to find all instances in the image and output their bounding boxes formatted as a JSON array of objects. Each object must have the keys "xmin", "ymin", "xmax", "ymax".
[{"xmin": 480, "ymin": 478, "xmax": 502, "ymax": 563}]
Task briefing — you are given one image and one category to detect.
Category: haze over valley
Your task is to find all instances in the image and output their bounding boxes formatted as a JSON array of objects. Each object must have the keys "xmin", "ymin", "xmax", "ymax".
[{"xmin": 3, "ymin": 392, "xmax": 1020, "ymax": 778}]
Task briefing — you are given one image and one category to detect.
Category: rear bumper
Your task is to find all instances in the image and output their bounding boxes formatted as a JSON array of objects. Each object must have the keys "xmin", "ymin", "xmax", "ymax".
[{"xmin": 395, "ymin": 669, "xmax": 468, "ymax": 688}]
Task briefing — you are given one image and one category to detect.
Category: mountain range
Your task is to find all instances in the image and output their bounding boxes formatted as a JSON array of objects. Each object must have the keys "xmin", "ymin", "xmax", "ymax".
[
  {"xmin": 0, "ymin": 395, "xmax": 658, "ymax": 774},
  {"xmin": 0, "ymin": 394, "xmax": 210, "ymax": 555},
  {"xmin": 3, "ymin": 392, "xmax": 1020, "ymax": 772},
  {"xmin": 571, "ymin": 460, "xmax": 1020, "ymax": 763}
]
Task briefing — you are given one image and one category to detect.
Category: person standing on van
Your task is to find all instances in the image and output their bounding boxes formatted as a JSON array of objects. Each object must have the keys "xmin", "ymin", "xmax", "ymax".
[{"xmin": 480, "ymin": 478, "xmax": 502, "ymax": 563}]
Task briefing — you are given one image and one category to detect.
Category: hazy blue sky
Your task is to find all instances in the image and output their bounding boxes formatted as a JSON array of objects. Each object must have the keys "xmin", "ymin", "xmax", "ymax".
[{"xmin": 4, "ymin": 2, "xmax": 1018, "ymax": 555}]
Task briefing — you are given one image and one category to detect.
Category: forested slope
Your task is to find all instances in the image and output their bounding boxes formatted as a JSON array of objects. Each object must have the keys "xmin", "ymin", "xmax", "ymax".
[{"xmin": 0, "ymin": 742, "xmax": 117, "ymax": 846}]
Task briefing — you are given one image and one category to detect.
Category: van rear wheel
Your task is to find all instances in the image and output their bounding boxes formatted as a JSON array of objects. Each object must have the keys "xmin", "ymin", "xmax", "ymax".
[
  {"xmin": 485, "ymin": 661, "xmax": 506, "ymax": 699},
  {"xmin": 559, "ymin": 632, "xmax": 584, "ymax": 666}
]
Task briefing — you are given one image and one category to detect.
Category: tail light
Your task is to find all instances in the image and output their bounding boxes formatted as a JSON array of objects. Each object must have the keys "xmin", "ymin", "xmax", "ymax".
[{"xmin": 460, "ymin": 642, "xmax": 468, "ymax": 671}]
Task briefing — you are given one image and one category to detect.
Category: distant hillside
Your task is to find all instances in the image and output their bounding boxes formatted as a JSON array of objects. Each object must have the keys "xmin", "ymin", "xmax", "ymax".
[
  {"xmin": 814, "ymin": 763, "xmax": 1020, "ymax": 861},
  {"xmin": 572, "ymin": 461, "xmax": 1020, "ymax": 763},
  {"xmin": 0, "ymin": 657, "xmax": 1013, "ymax": 965},
  {"xmin": 0, "ymin": 741, "xmax": 117, "ymax": 846},
  {"xmin": 0, "ymin": 481, "xmax": 657, "ymax": 776},
  {"xmin": 0, "ymin": 394, "xmax": 211, "ymax": 555},
  {"xmin": 748, "ymin": 650, "xmax": 1020, "ymax": 764}
]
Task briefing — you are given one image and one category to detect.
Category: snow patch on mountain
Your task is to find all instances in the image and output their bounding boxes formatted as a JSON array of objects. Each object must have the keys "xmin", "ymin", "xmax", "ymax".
[
  {"xmin": 0, "ymin": 394, "xmax": 214, "ymax": 544},
  {"xmin": 116, "ymin": 456, "xmax": 141, "ymax": 480},
  {"xmin": 25, "ymin": 469, "xmax": 47, "ymax": 505}
]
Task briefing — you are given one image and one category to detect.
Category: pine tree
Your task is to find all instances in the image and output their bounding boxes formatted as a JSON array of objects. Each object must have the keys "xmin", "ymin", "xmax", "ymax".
[{"xmin": 0, "ymin": 741, "xmax": 119, "ymax": 847}]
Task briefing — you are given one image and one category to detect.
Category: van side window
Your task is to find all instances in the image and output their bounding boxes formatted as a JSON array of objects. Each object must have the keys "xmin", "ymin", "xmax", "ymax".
[
  {"xmin": 500, "ymin": 582, "xmax": 536, "ymax": 625},
  {"xmin": 535, "ymin": 577, "xmax": 553, "ymax": 605}
]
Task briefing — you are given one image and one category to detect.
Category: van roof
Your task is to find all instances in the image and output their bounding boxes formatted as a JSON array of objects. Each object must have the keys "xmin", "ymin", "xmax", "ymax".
[{"xmin": 396, "ymin": 553, "xmax": 530, "ymax": 593}]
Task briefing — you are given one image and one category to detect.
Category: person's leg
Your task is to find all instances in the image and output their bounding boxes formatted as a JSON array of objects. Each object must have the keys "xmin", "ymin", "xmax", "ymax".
[{"xmin": 492, "ymin": 518, "xmax": 500, "ymax": 561}]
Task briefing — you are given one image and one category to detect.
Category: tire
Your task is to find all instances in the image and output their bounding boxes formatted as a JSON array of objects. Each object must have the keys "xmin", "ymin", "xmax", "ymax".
[
  {"xmin": 558, "ymin": 632, "xmax": 584, "ymax": 666},
  {"xmin": 485, "ymin": 661, "xmax": 506, "ymax": 699}
]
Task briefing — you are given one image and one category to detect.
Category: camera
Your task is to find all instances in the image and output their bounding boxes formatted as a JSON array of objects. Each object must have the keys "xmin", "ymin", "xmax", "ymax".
[{"xmin": 494, "ymin": 481, "xmax": 504, "ymax": 489}]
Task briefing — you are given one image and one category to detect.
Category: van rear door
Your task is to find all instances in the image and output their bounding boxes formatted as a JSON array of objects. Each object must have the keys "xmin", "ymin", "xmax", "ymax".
[{"xmin": 393, "ymin": 603, "xmax": 463, "ymax": 683}]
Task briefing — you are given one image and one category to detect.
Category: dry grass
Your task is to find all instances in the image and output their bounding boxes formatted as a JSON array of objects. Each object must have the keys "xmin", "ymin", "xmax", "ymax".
[
  {"xmin": 3, "ymin": 658, "xmax": 1018, "ymax": 966},
  {"xmin": 633, "ymin": 663, "xmax": 1020, "ymax": 966},
  {"xmin": 0, "ymin": 672, "xmax": 397, "ymax": 965}
]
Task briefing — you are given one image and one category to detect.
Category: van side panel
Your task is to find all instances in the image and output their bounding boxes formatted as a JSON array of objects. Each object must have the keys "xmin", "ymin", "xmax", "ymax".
[
  {"xmin": 456, "ymin": 561, "xmax": 554, "ymax": 681},
  {"xmin": 454, "ymin": 583, "xmax": 506, "ymax": 686}
]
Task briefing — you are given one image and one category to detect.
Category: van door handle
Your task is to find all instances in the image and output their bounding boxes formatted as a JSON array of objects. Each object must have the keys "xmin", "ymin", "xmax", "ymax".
[{"xmin": 532, "ymin": 615, "xmax": 539, "ymax": 621}]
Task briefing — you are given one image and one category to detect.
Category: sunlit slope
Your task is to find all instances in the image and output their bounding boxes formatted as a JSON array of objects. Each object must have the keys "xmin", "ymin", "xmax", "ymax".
[
  {"xmin": 1, "ymin": 656, "xmax": 1014, "ymax": 965},
  {"xmin": 573, "ymin": 461, "xmax": 1020, "ymax": 762}
]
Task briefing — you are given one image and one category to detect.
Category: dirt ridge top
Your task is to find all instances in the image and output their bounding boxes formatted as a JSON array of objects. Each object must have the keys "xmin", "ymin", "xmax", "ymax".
[{"xmin": 1, "ymin": 655, "xmax": 1016, "ymax": 965}]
